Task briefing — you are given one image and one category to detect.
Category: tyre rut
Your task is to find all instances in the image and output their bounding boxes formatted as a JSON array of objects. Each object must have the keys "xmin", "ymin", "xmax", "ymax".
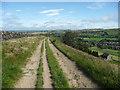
[{"xmin": 48, "ymin": 39, "xmax": 100, "ymax": 88}]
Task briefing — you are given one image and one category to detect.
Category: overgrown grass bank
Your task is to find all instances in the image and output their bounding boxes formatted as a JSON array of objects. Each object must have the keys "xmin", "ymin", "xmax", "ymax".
[
  {"xmin": 50, "ymin": 37, "xmax": 119, "ymax": 88},
  {"xmin": 45, "ymin": 39, "xmax": 69, "ymax": 88},
  {"xmin": 36, "ymin": 41, "xmax": 44, "ymax": 88},
  {"xmin": 2, "ymin": 36, "xmax": 44, "ymax": 88}
]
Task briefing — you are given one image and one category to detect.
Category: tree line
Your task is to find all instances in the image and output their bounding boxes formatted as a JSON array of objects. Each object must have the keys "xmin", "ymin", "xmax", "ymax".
[{"xmin": 62, "ymin": 31, "xmax": 99, "ymax": 57}]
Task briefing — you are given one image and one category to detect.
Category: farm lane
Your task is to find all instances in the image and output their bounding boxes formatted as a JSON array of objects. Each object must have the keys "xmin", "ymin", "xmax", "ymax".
[
  {"xmin": 43, "ymin": 39, "xmax": 53, "ymax": 88},
  {"xmin": 48, "ymin": 38, "xmax": 100, "ymax": 88},
  {"xmin": 15, "ymin": 40, "xmax": 43, "ymax": 88}
]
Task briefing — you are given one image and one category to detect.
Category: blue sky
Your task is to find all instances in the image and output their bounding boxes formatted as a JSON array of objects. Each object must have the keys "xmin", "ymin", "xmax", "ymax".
[{"xmin": 2, "ymin": 2, "xmax": 118, "ymax": 30}]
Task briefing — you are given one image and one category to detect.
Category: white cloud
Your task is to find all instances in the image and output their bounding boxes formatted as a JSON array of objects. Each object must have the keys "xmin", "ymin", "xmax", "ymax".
[
  {"xmin": 39, "ymin": 9, "xmax": 64, "ymax": 17},
  {"xmin": 101, "ymin": 14, "xmax": 117, "ymax": 22},
  {"xmin": 47, "ymin": 13, "xmax": 59, "ymax": 16},
  {"xmin": 44, "ymin": 21, "xmax": 55, "ymax": 25},
  {"xmin": 40, "ymin": 9, "xmax": 64, "ymax": 13},
  {"xmin": 101, "ymin": 16, "xmax": 109, "ymax": 21},
  {"xmin": 87, "ymin": 2, "xmax": 105, "ymax": 9},
  {"xmin": 68, "ymin": 11, "xmax": 73, "ymax": 13},
  {"xmin": 0, "ymin": 10, "xmax": 2, "ymax": 13},
  {"xmin": 82, "ymin": 13, "xmax": 117, "ymax": 23},
  {"xmin": 6, "ymin": 13, "xmax": 13, "ymax": 16},
  {"xmin": 16, "ymin": 9, "xmax": 22, "ymax": 12},
  {"xmin": 3, "ymin": 15, "xmax": 24, "ymax": 30}
]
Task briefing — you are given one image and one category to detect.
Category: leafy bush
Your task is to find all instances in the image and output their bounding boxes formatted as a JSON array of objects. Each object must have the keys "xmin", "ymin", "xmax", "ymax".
[
  {"xmin": 92, "ymin": 51, "xmax": 99, "ymax": 57},
  {"xmin": 62, "ymin": 31, "xmax": 78, "ymax": 48},
  {"xmin": 62, "ymin": 31, "xmax": 99, "ymax": 57}
]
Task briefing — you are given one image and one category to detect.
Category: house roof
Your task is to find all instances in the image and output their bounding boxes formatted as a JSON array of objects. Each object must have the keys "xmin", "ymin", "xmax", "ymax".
[{"xmin": 102, "ymin": 53, "xmax": 109, "ymax": 57}]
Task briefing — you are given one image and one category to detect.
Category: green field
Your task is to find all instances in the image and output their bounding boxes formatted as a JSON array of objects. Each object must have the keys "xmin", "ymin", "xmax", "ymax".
[
  {"xmin": 75, "ymin": 29, "xmax": 119, "ymax": 39},
  {"xmin": 84, "ymin": 38, "xmax": 117, "ymax": 42},
  {"xmin": 90, "ymin": 47, "xmax": 119, "ymax": 56},
  {"xmin": 50, "ymin": 37, "xmax": 119, "ymax": 88},
  {"xmin": 90, "ymin": 47, "xmax": 119, "ymax": 61},
  {"xmin": 105, "ymin": 29, "xmax": 118, "ymax": 35}
]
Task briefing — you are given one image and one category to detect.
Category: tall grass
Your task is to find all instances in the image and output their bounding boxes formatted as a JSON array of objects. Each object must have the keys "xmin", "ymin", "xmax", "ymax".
[
  {"xmin": 2, "ymin": 36, "xmax": 44, "ymax": 88},
  {"xmin": 45, "ymin": 39, "xmax": 69, "ymax": 88},
  {"xmin": 36, "ymin": 41, "xmax": 44, "ymax": 88},
  {"xmin": 50, "ymin": 37, "xmax": 119, "ymax": 88},
  {"xmin": 41, "ymin": 41, "xmax": 44, "ymax": 56}
]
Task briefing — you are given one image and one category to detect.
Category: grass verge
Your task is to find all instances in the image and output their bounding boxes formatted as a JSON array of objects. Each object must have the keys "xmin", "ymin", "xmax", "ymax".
[
  {"xmin": 50, "ymin": 37, "xmax": 119, "ymax": 88},
  {"xmin": 36, "ymin": 40, "xmax": 44, "ymax": 88},
  {"xmin": 45, "ymin": 39, "xmax": 69, "ymax": 88},
  {"xmin": 2, "ymin": 36, "xmax": 44, "ymax": 88}
]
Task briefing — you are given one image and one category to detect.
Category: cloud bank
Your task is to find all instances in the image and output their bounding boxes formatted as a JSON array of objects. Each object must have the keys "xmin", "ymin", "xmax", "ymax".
[{"xmin": 40, "ymin": 9, "xmax": 64, "ymax": 16}]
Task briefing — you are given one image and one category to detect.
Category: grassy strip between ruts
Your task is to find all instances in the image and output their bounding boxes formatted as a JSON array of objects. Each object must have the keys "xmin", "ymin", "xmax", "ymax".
[
  {"xmin": 45, "ymin": 39, "xmax": 69, "ymax": 88},
  {"xmin": 2, "ymin": 36, "xmax": 44, "ymax": 88},
  {"xmin": 50, "ymin": 37, "xmax": 119, "ymax": 88},
  {"xmin": 36, "ymin": 40, "xmax": 44, "ymax": 88},
  {"xmin": 41, "ymin": 40, "xmax": 44, "ymax": 56}
]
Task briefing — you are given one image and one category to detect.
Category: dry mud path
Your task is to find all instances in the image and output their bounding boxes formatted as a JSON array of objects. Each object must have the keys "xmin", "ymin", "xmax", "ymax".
[
  {"xmin": 15, "ymin": 40, "xmax": 43, "ymax": 88},
  {"xmin": 42, "ymin": 40, "xmax": 53, "ymax": 88},
  {"xmin": 48, "ymin": 39, "xmax": 100, "ymax": 88}
]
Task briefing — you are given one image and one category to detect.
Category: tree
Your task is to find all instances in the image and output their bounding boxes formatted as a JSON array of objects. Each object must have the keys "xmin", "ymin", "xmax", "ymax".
[
  {"xmin": 62, "ymin": 31, "xmax": 78, "ymax": 48},
  {"xmin": 78, "ymin": 42, "xmax": 89, "ymax": 51},
  {"xmin": 92, "ymin": 51, "xmax": 99, "ymax": 57}
]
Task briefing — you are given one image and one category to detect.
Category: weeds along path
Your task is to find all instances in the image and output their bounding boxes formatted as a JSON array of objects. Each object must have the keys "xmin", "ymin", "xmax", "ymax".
[
  {"xmin": 42, "ymin": 39, "xmax": 53, "ymax": 88},
  {"xmin": 48, "ymin": 39, "xmax": 100, "ymax": 88},
  {"xmin": 15, "ymin": 40, "xmax": 43, "ymax": 88}
]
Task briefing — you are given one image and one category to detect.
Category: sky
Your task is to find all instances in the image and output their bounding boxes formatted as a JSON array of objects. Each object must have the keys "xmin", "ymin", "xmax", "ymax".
[{"xmin": 2, "ymin": 2, "xmax": 118, "ymax": 30}]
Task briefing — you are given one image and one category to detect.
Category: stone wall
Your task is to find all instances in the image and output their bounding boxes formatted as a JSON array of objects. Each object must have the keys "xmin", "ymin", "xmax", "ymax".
[{"xmin": 1, "ymin": 31, "xmax": 40, "ymax": 41}]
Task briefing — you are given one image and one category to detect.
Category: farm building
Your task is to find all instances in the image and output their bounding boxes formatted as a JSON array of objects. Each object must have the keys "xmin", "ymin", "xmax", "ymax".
[{"xmin": 100, "ymin": 53, "xmax": 112, "ymax": 60}]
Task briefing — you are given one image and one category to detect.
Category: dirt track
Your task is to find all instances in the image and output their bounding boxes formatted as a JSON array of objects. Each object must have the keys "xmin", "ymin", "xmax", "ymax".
[
  {"xmin": 48, "ymin": 39, "xmax": 100, "ymax": 88},
  {"xmin": 14, "ymin": 38, "xmax": 101, "ymax": 88},
  {"xmin": 15, "ymin": 40, "xmax": 43, "ymax": 88},
  {"xmin": 15, "ymin": 39, "xmax": 53, "ymax": 88},
  {"xmin": 42, "ymin": 40, "xmax": 53, "ymax": 88}
]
